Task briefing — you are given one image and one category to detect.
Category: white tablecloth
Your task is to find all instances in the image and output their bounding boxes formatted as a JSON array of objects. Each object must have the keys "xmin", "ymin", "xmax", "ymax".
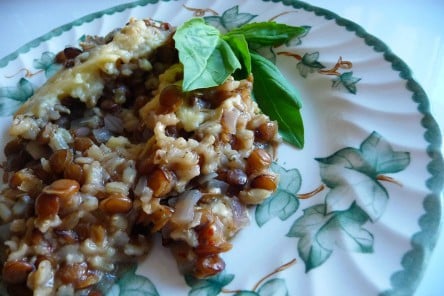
[{"xmin": 0, "ymin": 1, "xmax": 442, "ymax": 295}]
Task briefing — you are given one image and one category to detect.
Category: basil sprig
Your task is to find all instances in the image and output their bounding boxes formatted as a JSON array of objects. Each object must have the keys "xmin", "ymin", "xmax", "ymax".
[
  {"xmin": 173, "ymin": 18, "xmax": 307, "ymax": 148},
  {"xmin": 251, "ymin": 52, "xmax": 303, "ymax": 147},
  {"xmin": 174, "ymin": 18, "xmax": 241, "ymax": 91},
  {"xmin": 226, "ymin": 22, "xmax": 307, "ymax": 47}
]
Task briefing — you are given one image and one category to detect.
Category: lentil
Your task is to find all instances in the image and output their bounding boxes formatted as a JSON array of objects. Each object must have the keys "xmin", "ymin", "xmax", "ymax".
[{"xmin": 0, "ymin": 17, "xmax": 281, "ymax": 294}]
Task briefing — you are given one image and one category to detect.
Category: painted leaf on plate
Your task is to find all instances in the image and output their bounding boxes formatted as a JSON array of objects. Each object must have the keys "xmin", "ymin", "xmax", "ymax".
[
  {"xmin": 185, "ymin": 271, "xmax": 234, "ymax": 296},
  {"xmin": 315, "ymin": 131, "xmax": 410, "ymax": 221},
  {"xmin": 204, "ymin": 5, "xmax": 257, "ymax": 32},
  {"xmin": 317, "ymin": 154, "xmax": 389, "ymax": 222},
  {"xmin": 286, "ymin": 204, "xmax": 333, "ymax": 270},
  {"xmin": 255, "ymin": 163, "xmax": 301, "ymax": 227},
  {"xmin": 287, "ymin": 203, "xmax": 373, "ymax": 271},
  {"xmin": 95, "ymin": 272, "xmax": 118, "ymax": 295},
  {"xmin": 234, "ymin": 292, "xmax": 260, "ymax": 296},
  {"xmin": 108, "ymin": 265, "xmax": 159, "ymax": 296},
  {"xmin": 326, "ymin": 204, "xmax": 374, "ymax": 253},
  {"xmin": 250, "ymin": 27, "xmax": 310, "ymax": 67},
  {"xmin": 233, "ymin": 279, "xmax": 289, "ymax": 296},
  {"xmin": 0, "ymin": 78, "xmax": 34, "ymax": 116},
  {"xmin": 256, "ymin": 278, "xmax": 289, "ymax": 296},
  {"xmin": 33, "ymin": 51, "xmax": 62, "ymax": 78},
  {"xmin": 297, "ymin": 52, "xmax": 325, "ymax": 78},
  {"xmin": 360, "ymin": 131, "xmax": 411, "ymax": 174},
  {"xmin": 0, "ymin": 77, "xmax": 33, "ymax": 102},
  {"xmin": 105, "ymin": 284, "xmax": 120, "ymax": 296},
  {"xmin": 332, "ymin": 71, "xmax": 361, "ymax": 94}
]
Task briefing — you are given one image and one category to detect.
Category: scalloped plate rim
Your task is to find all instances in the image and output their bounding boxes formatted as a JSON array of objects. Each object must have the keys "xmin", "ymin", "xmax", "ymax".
[{"xmin": 0, "ymin": 0, "xmax": 442, "ymax": 295}]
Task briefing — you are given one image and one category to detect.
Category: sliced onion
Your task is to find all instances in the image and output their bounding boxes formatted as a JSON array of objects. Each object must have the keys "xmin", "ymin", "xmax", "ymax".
[
  {"xmin": 196, "ymin": 173, "xmax": 218, "ymax": 185},
  {"xmin": 195, "ymin": 173, "xmax": 229, "ymax": 194},
  {"xmin": 205, "ymin": 179, "xmax": 229, "ymax": 194},
  {"xmin": 222, "ymin": 108, "xmax": 240, "ymax": 134},
  {"xmin": 230, "ymin": 198, "xmax": 249, "ymax": 229},
  {"xmin": 134, "ymin": 176, "xmax": 147, "ymax": 196},
  {"xmin": 171, "ymin": 190, "xmax": 202, "ymax": 225}
]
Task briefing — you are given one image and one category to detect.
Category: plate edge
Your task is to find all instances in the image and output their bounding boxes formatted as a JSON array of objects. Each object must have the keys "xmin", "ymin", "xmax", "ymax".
[
  {"xmin": 275, "ymin": 0, "xmax": 444, "ymax": 294},
  {"xmin": 0, "ymin": 0, "xmax": 179, "ymax": 68},
  {"xmin": 0, "ymin": 0, "xmax": 442, "ymax": 294}
]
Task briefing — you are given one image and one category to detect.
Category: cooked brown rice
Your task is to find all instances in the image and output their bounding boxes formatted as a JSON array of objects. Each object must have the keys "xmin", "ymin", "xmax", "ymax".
[{"xmin": 0, "ymin": 18, "xmax": 280, "ymax": 295}]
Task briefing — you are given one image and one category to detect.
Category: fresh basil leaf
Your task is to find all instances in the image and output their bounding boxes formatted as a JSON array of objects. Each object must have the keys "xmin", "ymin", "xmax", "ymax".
[
  {"xmin": 203, "ymin": 38, "xmax": 242, "ymax": 88},
  {"xmin": 174, "ymin": 18, "xmax": 220, "ymax": 90},
  {"xmin": 174, "ymin": 18, "xmax": 241, "ymax": 91},
  {"xmin": 250, "ymin": 52, "xmax": 304, "ymax": 148},
  {"xmin": 226, "ymin": 22, "xmax": 307, "ymax": 47},
  {"xmin": 223, "ymin": 33, "xmax": 251, "ymax": 80},
  {"xmin": 174, "ymin": 18, "xmax": 306, "ymax": 148}
]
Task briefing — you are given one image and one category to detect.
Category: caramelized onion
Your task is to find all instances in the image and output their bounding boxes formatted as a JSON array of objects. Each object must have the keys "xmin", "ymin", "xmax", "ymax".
[{"xmin": 171, "ymin": 190, "xmax": 202, "ymax": 224}]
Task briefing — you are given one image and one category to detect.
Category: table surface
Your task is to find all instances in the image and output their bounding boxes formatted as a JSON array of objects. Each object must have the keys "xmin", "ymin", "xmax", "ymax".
[{"xmin": 0, "ymin": 1, "xmax": 442, "ymax": 295}]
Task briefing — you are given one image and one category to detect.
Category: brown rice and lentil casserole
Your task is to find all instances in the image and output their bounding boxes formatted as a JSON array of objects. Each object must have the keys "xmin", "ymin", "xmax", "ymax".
[{"xmin": 0, "ymin": 18, "xmax": 280, "ymax": 295}]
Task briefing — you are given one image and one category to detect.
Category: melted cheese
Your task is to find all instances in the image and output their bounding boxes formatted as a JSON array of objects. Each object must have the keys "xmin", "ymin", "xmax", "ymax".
[{"xmin": 16, "ymin": 19, "xmax": 171, "ymax": 118}]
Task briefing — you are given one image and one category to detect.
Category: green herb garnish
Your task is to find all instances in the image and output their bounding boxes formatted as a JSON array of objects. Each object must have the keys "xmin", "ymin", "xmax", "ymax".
[
  {"xmin": 225, "ymin": 21, "xmax": 306, "ymax": 47},
  {"xmin": 250, "ymin": 52, "xmax": 304, "ymax": 148},
  {"xmin": 173, "ymin": 18, "xmax": 241, "ymax": 91},
  {"xmin": 173, "ymin": 18, "xmax": 307, "ymax": 148}
]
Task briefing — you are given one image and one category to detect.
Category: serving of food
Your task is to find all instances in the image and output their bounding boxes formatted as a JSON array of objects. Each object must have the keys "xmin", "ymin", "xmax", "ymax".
[
  {"xmin": 0, "ymin": 1, "xmax": 442, "ymax": 296},
  {"xmin": 0, "ymin": 16, "xmax": 306, "ymax": 294}
]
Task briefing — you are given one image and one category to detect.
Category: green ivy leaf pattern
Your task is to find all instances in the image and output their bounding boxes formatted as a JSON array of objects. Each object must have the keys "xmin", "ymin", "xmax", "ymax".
[
  {"xmin": 105, "ymin": 284, "xmax": 120, "ymax": 296},
  {"xmin": 0, "ymin": 99, "xmax": 21, "ymax": 116},
  {"xmin": 296, "ymin": 52, "xmax": 325, "ymax": 78},
  {"xmin": 256, "ymin": 278, "xmax": 289, "ymax": 296},
  {"xmin": 204, "ymin": 5, "xmax": 257, "ymax": 32},
  {"xmin": 0, "ymin": 78, "xmax": 34, "ymax": 116},
  {"xmin": 284, "ymin": 131, "xmax": 408, "ymax": 271},
  {"xmin": 252, "ymin": 28, "xmax": 310, "ymax": 65},
  {"xmin": 280, "ymin": 49, "xmax": 361, "ymax": 94},
  {"xmin": 33, "ymin": 51, "xmax": 62, "ymax": 78},
  {"xmin": 106, "ymin": 265, "xmax": 159, "ymax": 296},
  {"xmin": 233, "ymin": 279, "xmax": 289, "ymax": 296},
  {"xmin": 185, "ymin": 271, "xmax": 234, "ymax": 296},
  {"xmin": 78, "ymin": 34, "xmax": 87, "ymax": 43},
  {"xmin": 287, "ymin": 203, "xmax": 373, "ymax": 271},
  {"xmin": 234, "ymin": 292, "xmax": 259, "ymax": 296},
  {"xmin": 315, "ymin": 131, "xmax": 410, "ymax": 221},
  {"xmin": 255, "ymin": 163, "xmax": 301, "ymax": 227},
  {"xmin": 0, "ymin": 1, "xmax": 415, "ymax": 290},
  {"xmin": 332, "ymin": 71, "xmax": 361, "ymax": 94},
  {"xmin": 0, "ymin": 77, "xmax": 33, "ymax": 102},
  {"xmin": 95, "ymin": 272, "xmax": 118, "ymax": 295},
  {"xmin": 287, "ymin": 204, "xmax": 332, "ymax": 270}
]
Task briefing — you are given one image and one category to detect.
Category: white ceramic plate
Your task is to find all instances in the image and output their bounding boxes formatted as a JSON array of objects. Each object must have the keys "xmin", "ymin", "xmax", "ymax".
[{"xmin": 0, "ymin": 1, "xmax": 442, "ymax": 295}]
